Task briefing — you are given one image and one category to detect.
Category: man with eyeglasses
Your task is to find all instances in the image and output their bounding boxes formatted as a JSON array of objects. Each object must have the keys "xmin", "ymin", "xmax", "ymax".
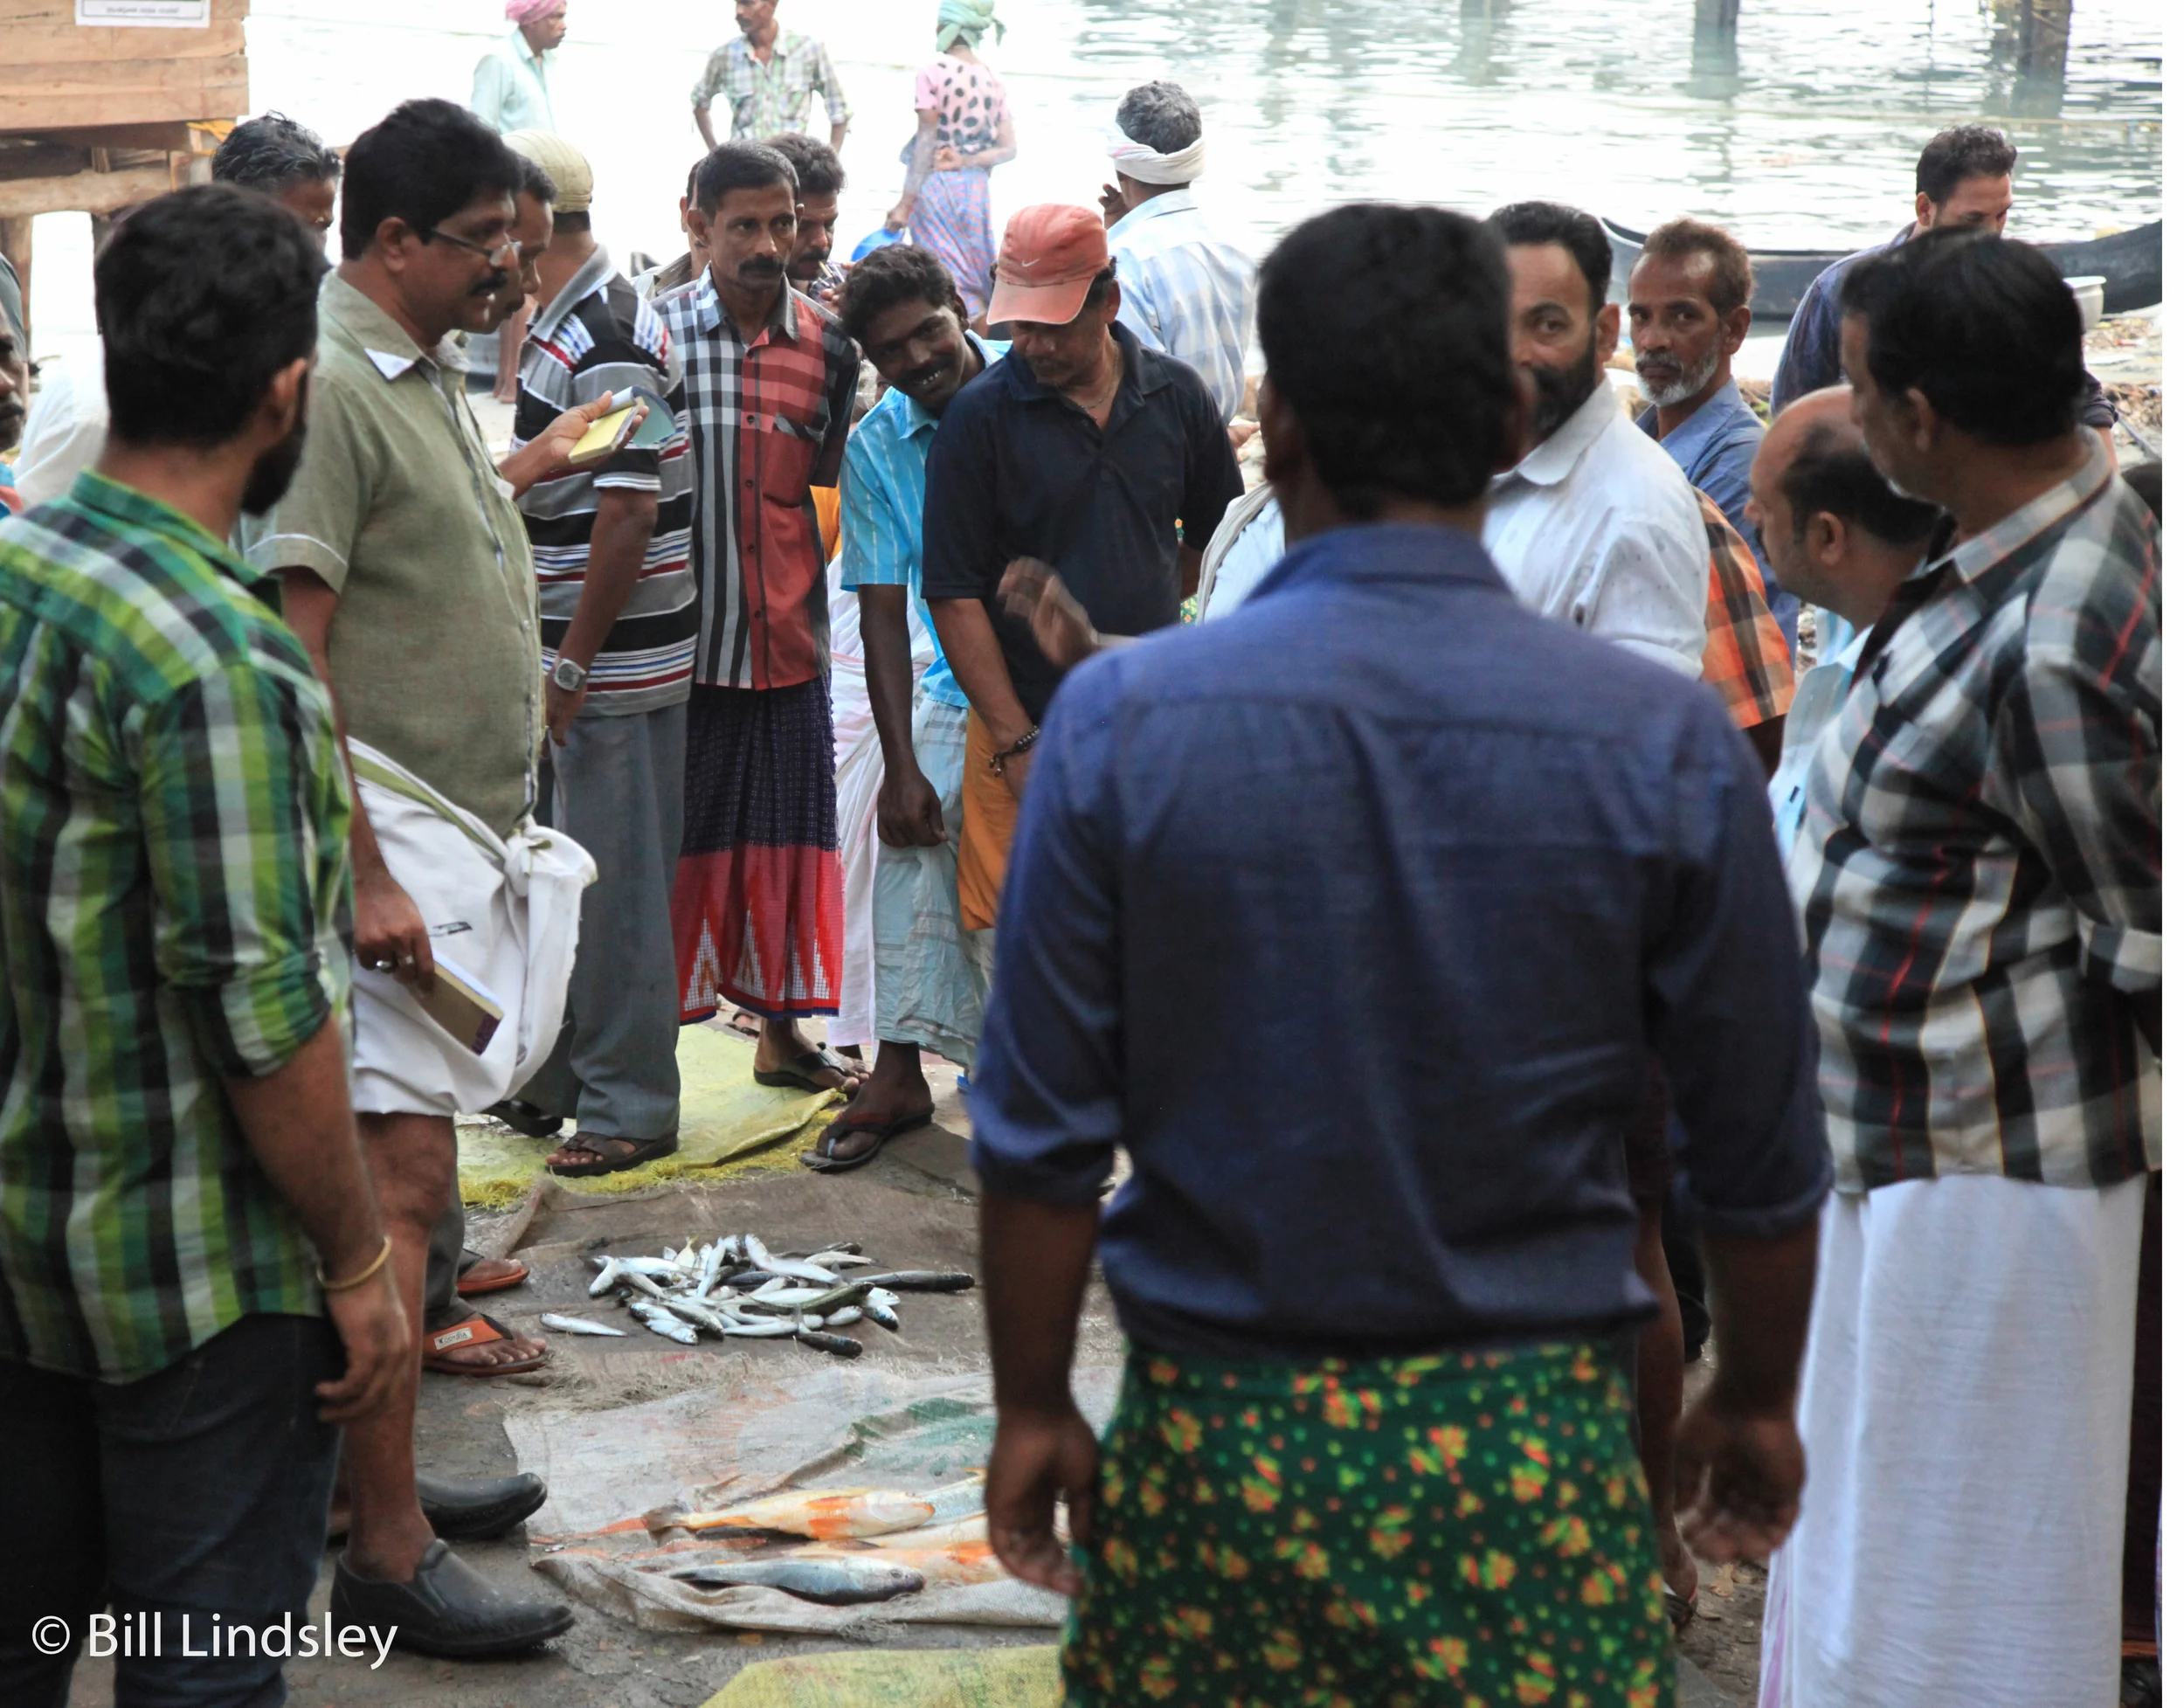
[{"xmin": 243, "ymin": 97, "xmax": 606, "ymax": 1660}]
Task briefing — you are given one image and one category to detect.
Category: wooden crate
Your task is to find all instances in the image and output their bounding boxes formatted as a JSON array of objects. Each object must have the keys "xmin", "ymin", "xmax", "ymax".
[{"xmin": 3, "ymin": 0, "xmax": 250, "ymax": 135}]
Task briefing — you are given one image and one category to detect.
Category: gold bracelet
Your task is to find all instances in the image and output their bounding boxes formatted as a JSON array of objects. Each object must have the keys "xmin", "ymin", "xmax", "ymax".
[{"xmin": 318, "ymin": 1234, "xmax": 393, "ymax": 1295}]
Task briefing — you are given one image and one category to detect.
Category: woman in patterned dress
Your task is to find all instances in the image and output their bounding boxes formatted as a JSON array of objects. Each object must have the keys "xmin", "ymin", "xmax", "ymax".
[{"xmin": 885, "ymin": 1, "xmax": 1016, "ymax": 326}]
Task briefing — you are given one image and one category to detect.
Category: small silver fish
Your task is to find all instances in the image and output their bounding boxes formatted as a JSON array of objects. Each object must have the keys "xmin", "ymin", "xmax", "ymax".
[
  {"xmin": 794, "ymin": 1328, "xmax": 864, "ymax": 1359},
  {"xmin": 541, "ymin": 1312, "xmax": 628, "ymax": 1337},
  {"xmin": 716, "ymin": 1318, "xmax": 796, "ymax": 1338},
  {"xmin": 663, "ymin": 1556, "xmax": 923, "ymax": 1605},
  {"xmin": 629, "ymin": 1302, "xmax": 699, "ymax": 1345},
  {"xmin": 588, "ymin": 1258, "xmax": 625, "ymax": 1298},
  {"xmin": 822, "ymin": 1306, "xmax": 864, "ymax": 1329},
  {"xmin": 861, "ymin": 1298, "xmax": 901, "ymax": 1332}
]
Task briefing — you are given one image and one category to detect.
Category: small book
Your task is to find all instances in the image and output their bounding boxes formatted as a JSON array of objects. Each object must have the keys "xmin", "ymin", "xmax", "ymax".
[
  {"xmin": 567, "ymin": 404, "xmax": 639, "ymax": 466},
  {"xmin": 416, "ymin": 958, "xmax": 504, "ymax": 1055}
]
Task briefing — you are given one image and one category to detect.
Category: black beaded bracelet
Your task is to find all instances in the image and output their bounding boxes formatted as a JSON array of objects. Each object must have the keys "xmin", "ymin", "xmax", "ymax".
[{"xmin": 988, "ymin": 725, "xmax": 1041, "ymax": 776}]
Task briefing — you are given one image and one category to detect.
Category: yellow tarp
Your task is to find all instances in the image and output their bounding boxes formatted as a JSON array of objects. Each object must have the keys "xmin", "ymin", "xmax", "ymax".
[
  {"xmin": 704, "ymin": 1647, "xmax": 1061, "ymax": 1708},
  {"xmin": 456, "ymin": 1026, "xmax": 840, "ymax": 1208}
]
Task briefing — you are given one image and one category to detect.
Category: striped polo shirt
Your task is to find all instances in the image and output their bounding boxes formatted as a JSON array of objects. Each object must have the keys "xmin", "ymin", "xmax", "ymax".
[{"xmin": 513, "ymin": 249, "xmax": 696, "ymax": 714}]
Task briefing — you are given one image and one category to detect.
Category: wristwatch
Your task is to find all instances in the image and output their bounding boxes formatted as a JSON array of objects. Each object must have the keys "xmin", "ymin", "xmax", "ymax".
[{"xmin": 550, "ymin": 656, "xmax": 589, "ymax": 693}]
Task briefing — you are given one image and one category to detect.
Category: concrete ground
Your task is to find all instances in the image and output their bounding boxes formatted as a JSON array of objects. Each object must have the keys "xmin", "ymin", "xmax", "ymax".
[{"xmin": 65, "ymin": 1074, "xmax": 1747, "ymax": 1708}]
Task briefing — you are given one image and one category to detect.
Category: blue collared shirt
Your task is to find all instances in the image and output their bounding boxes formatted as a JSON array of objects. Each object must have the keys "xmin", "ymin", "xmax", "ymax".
[
  {"xmin": 970, "ymin": 523, "xmax": 1830, "ymax": 1361},
  {"xmin": 1109, "ymin": 188, "xmax": 1258, "ymax": 422},
  {"xmin": 1768, "ymin": 609, "xmax": 1863, "ymax": 860},
  {"xmin": 836, "ymin": 335, "xmax": 1008, "ymax": 709},
  {"xmin": 1638, "ymin": 383, "xmax": 1796, "ymax": 649}
]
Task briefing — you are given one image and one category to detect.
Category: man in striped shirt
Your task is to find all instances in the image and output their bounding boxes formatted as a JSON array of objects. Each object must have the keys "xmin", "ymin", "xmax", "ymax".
[
  {"xmin": 659, "ymin": 142, "xmax": 862, "ymax": 1090},
  {"xmin": 0, "ymin": 185, "xmax": 407, "ymax": 1703},
  {"xmin": 1764, "ymin": 231, "xmax": 2160, "ymax": 1708},
  {"xmin": 502, "ymin": 133, "xmax": 695, "ymax": 1178}
]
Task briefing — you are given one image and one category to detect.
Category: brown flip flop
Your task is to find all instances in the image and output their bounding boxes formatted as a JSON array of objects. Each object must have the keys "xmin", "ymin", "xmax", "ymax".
[{"xmin": 423, "ymin": 1312, "xmax": 546, "ymax": 1376}]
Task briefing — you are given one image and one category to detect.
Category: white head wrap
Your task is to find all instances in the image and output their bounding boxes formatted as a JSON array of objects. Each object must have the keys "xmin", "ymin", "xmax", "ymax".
[{"xmin": 1105, "ymin": 120, "xmax": 1206, "ymax": 186}]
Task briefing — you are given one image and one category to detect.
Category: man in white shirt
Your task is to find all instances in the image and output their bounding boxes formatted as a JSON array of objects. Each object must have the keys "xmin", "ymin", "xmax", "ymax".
[
  {"xmin": 1100, "ymin": 81, "xmax": 1257, "ymax": 422},
  {"xmin": 1745, "ymin": 385, "xmax": 1937, "ymax": 857},
  {"xmin": 1482, "ymin": 201, "xmax": 1708, "ymax": 680}
]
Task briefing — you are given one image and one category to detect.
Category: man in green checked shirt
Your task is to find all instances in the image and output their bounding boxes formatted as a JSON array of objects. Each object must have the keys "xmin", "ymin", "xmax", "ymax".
[{"xmin": 0, "ymin": 186, "xmax": 409, "ymax": 1702}]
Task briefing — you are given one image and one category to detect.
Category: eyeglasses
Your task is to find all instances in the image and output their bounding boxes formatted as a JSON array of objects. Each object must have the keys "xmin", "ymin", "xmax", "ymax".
[{"xmin": 424, "ymin": 226, "xmax": 519, "ymax": 265}]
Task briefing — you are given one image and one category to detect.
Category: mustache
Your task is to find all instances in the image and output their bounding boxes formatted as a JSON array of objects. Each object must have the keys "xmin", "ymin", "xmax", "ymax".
[
  {"xmin": 471, "ymin": 266, "xmax": 512, "ymax": 297},
  {"xmin": 737, "ymin": 255, "xmax": 785, "ymax": 280},
  {"xmin": 902, "ymin": 359, "xmax": 951, "ymax": 390}
]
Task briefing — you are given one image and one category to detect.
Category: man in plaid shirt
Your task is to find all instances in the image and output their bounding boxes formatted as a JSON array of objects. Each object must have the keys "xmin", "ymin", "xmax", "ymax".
[
  {"xmin": 659, "ymin": 142, "xmax": 861, "ymax": 1092},
  {"xmin": 692, "ymin": 0, "xmax": 849, "ymax": 152},
  {"xmin": 1762, "ymin": 231, "xmax": 2160, "ymax": 1708}
]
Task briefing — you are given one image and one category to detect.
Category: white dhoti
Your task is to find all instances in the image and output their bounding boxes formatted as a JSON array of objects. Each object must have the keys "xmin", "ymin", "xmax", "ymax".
[
  {"xmin": 348, "ymin": 743, "xmax": 596, "ymax": 1117},
  {"xmin": 1759, "ymin": 1172, "xmax": 2145, "ymax": 1708},
  {"xmin": 824, "ymin": 559, "xmax": 935, "ymax": 1053}
]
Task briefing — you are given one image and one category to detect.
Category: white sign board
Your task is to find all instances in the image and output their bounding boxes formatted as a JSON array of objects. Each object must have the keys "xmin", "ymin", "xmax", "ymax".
[{"xmin": 76, "ymin": 0, "xmax": 211, "ymax": 24}]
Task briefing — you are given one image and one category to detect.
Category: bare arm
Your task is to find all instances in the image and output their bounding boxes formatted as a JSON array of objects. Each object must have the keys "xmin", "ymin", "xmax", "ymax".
[
  {"xmin": 981, "ymin": 1193, "xmax": 1102, "ymax": 1595},
  {"xmin": 1675, "ymin": 1219, "xmax": 1819, "ymax": 1562},
  {"xmin": 830, "ymin": 120, "xmax": 848, "ymax": 153},
  {"xmin": 860, "ymin": 586, "xmax": 945, "ymax": 848},
  {"xmin": 695, "ymin": 104, "xmax": 717, "ymax": 149},
  {"xmin": 547, "ymin": 486, "xmax": 657, "ymax": 743},
  {"xmin": 275, "ymin": 569, "xmax": 434, "ymax": 994},
  {"xmin": 1178, "ymin": 543, "xmax": 1204, "ymax": 604},
  {"xmin": 888, "ymin": 110, "xmax": 944, "ymax": 231},
  {"xmin": 223, "ymin": 1018, "xmax": 410, "ymax": 1423},
  {"xmin": 931, "ymin": 595, "xmax": 1039, "ymax": 797}
]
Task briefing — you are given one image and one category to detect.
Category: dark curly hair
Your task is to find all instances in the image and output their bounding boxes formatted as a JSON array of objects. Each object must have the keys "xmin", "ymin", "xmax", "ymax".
[{"xmin": 837, "ymin": 244, "xmax": 967, "ymax": 344}]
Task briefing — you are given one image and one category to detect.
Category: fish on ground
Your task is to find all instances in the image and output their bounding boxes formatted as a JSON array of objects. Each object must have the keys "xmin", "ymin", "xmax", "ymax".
[
  {"xmin": 540, "ymin": 1312, "xmax": 628, "ymax": 1336},
  {"xmin": 681, "ymin": 1487, "xmax": 938, "ymax": 1539},
  {"xmin": 662, "ymin": 1555, "xmax": 926, "ymax": 1605}
]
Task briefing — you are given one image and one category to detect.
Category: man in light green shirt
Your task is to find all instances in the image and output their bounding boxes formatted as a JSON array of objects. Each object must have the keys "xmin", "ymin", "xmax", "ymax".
[
  {"xmin": 471, "ymin": 0, "xmax": 564, "ymax": 135},
  {"xmin": 243, "ymin": 96, "xmax": 590, "ymax": 1661}
]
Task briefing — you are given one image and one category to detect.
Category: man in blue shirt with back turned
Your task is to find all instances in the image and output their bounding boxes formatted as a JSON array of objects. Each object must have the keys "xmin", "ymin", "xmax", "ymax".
[{"xmin": 970, "ymin": 202, "xmax": 1830, "ymax": 1703}]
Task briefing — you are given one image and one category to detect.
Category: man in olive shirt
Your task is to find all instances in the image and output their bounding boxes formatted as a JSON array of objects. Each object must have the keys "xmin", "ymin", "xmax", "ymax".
[{"xmin": 245, "ymin": 97, "xmax": 575, "ymax": 1658}]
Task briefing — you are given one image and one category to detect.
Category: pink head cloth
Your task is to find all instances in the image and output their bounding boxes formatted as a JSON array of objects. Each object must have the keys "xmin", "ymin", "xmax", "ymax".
[{"xmin": 506, "ymin": 0, "xmax": 561, "ymax": 23}]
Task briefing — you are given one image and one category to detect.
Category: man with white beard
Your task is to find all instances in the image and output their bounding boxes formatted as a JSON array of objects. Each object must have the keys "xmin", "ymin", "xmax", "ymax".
[{"xmin": 1628, "ymin": 218, "xmax": 1795, "ymax": 652}]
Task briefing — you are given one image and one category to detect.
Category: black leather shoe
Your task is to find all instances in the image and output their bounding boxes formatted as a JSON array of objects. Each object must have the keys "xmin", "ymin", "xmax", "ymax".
[
  {"xmin": 417, "ymin": 1470, "xmax": 548, "ymax": 1540},
  {"xmin": 332, "ymin": 1539, "xmax": 574, "ymax": 1658},
  {"xmin": 484, "ymin": 1098, "xmax": 563, "ymax": 1138}
]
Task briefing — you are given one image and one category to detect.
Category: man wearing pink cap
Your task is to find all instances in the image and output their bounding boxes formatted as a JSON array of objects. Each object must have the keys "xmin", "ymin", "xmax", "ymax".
[{"xmin": 924, "ymin": 202, "xmax": 1241, "ymax": 930}]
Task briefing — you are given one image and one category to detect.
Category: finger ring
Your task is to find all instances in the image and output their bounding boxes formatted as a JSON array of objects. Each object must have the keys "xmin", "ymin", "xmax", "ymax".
[
  {"xmin": 397, "ymin": 954, "xmax": 417, "ymax": 968},
  {"xmin": 369, "ymin": 958, "xmax": 396, "ymax": 973}
]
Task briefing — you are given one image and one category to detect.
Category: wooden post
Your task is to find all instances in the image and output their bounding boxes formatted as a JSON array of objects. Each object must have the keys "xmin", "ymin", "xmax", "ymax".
[{"xmin": 2019, "ymin": 0, "xmax": 2072, "ymax": 76}]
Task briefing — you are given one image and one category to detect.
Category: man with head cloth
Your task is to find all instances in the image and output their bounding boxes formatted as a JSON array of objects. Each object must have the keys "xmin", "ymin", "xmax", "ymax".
[{"xmin": 1100, "ymin": 80, "xmax": 1257, "ymax": 422}]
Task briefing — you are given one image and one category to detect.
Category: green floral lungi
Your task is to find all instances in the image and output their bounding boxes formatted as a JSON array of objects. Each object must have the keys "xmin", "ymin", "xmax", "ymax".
[{"xmin": 1062, "ymin": 1341, "xmax": 1669, "ymax": 1707}]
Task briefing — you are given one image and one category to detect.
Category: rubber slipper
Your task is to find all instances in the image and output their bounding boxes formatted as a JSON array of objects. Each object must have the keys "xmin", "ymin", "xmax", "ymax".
[
  {"xmin": 798, "ymin": 1108, "xmax": 934, "ymax": 1173},
  {"xmin": 755, "ymin": 1048, "xmax": 865, "ymax": 1094},
  {"xmin": 544, "ymin": 1131, "xmax": 678, "ymax": 1179},
  {"xmin": 456, "ymin": 1255, "xmax": 529, "ymax": 1297},
  {"xmin": 423, "ymin": 1312, "xmax": 546, "ymax": 1376}
]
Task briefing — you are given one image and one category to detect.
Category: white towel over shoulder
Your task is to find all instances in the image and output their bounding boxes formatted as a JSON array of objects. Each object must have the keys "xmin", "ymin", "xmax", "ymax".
[{"xmin": 348, "ymin": 741, "xmax": 596, "ymax": 1116}]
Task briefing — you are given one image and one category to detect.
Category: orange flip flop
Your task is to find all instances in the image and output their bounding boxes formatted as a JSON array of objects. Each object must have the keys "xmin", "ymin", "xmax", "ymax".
[
  {"xmin": 423, "ymin": 1313, "xmax": 546, "ymax": 1376},
  {"xmin": 456, "ymin": 1256, "xmax": 529, "ymax": 1297}
]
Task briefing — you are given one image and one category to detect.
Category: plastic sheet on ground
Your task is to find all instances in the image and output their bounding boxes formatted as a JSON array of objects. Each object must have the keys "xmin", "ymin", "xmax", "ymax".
[
  {"xmin": 702, "ymin": 1646, "xmax": 1061, "ymax": 1707},
  {"xmin": 508, "ymin": 1363, "xmax": 1118, "ymax": 1636},
  {"xmin": 455, "ymin": 1024, "xmax": 838, "ymax": 1207}
]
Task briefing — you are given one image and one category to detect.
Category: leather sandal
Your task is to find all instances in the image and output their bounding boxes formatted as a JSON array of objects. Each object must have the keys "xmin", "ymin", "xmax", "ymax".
[{"xmin": 331, "ymin": 1539, "xmax": 574, "ymax": 1659}]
